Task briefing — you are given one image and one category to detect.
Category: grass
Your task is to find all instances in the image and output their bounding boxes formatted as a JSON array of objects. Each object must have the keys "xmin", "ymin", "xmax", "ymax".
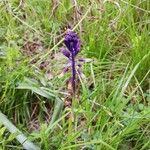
[{"xmin": 0, "ymin": 0, "xmax": 150, "ymax": 150}]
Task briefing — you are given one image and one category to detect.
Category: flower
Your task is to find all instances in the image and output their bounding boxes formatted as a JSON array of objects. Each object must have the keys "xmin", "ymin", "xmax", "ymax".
[
  {"xmin": 60, "ymin": 29, "xmax": 91, "ymax": 96},
  {"xmin": 64, "ymin": 29, "xmax": 80, "ymax": 57},
  {"xmin": 60, "ymin": 30, "xmax": 80, "ymax": 95},
  {"xmin": 60, "ymin": 30, "xmax": 92, "ymax": 96}
]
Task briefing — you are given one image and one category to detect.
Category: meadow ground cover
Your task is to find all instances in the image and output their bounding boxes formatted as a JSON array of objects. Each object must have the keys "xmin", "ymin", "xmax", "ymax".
[{"xmin": 0, "ymin": 0, "xmax": 150, "ymax": 150}]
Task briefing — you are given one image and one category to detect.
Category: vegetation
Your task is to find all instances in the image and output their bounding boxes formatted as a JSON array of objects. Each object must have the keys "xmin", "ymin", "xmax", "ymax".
[{"xmin": 0, "ymin": 0, "xmax": 150, "ymax": 150}]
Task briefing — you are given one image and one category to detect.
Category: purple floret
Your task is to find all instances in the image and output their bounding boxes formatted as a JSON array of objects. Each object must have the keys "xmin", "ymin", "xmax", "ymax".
[{"xmin": 60, "ymin": 47, "xmax": 70, "ymax": 59}]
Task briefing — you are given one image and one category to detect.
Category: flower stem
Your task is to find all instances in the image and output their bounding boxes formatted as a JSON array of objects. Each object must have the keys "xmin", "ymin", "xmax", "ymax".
[{"xmin": 71, "ymin": 49, "xmax": 76, "ymax": 95}]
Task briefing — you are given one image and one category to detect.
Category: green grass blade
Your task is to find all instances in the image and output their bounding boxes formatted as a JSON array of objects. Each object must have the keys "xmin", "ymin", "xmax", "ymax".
[{"xmin": 0, "ymin": 111, "xmax": 40, "ymax": 150}]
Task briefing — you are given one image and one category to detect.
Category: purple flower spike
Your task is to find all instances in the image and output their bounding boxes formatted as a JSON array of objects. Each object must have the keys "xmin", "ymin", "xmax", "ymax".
[
  {"xmin": 60, "ymin": 29, "xmax": 91, "ymax": 97},
  {"xmin": 60, "ymin": 29, "xmax": 80, "ymax": 95}
]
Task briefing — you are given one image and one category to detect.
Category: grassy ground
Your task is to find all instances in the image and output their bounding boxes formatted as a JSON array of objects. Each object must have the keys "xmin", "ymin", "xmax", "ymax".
[{"xmin": 0, "ymin": 0, "xmax": 150, "ymax": 150}]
